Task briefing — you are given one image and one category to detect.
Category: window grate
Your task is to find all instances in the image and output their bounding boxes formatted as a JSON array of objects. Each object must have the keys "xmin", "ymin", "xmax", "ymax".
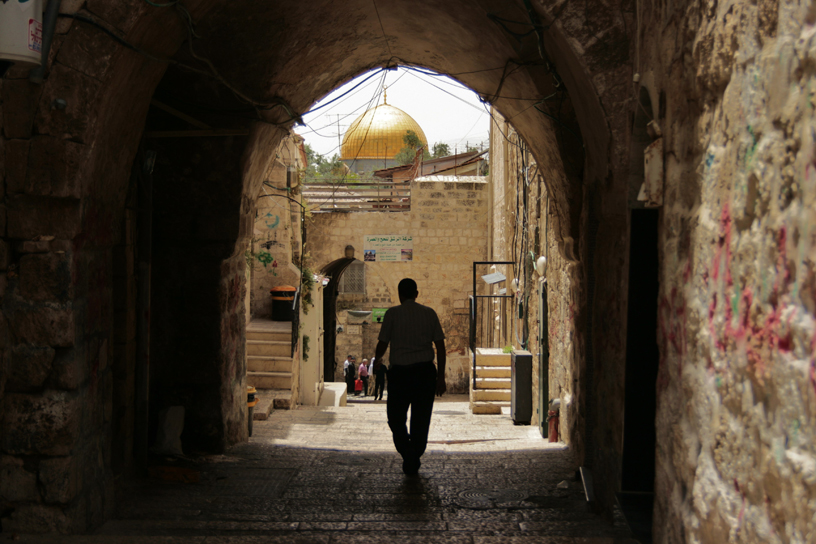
[{"xmin": 340, "ymin": 261, "xmax": 365, "ymax": 294}]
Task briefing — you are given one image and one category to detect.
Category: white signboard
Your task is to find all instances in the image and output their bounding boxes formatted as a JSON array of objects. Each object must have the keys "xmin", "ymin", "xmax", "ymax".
[{"xmin": 364, "ymin": 235, "xmax": 413, "ymax": 262}]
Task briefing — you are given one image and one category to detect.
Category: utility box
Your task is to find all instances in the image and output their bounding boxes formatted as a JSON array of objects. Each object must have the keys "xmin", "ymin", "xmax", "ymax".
[{"xmin": 511, "ymin": 350, "xmax": 533, "ymax": 425}]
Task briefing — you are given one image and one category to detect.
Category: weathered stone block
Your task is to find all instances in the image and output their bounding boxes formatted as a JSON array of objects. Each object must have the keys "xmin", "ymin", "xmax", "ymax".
[
  {"xmin": 39, "ymin": 455, "xmax": 82, "ymax": 503},
  {"xmin": 55, "ymin": 20, "xmax": 118, "ymax": 81},
  {"xmin": 24, "ymin": 136, "xmax": 85, "ymax": 197},
  {"xmin": 8, "ymin": 306, "xmax": 75, "ymax": 347},
  {"xmin": 1, "ymin": 78, "xmax": 42, "ymax": 139},
  {"xmin": 0, "ymin": 239, "xmax": 8, "ymax": 270},
  {"xmin": 0, "ymin": 503, "xmax": 72, "ymax": 534},
  {"xmin": 19, "ymin": 252, "xmax": 73, "ymax": 302},
  {"xmin": 4, "ymin": 138, "xmax": 30, "ymax": 194},
  {"xmin": 1, "ymin": 391, "xmax": 80, "ymax": 455},
  {"xmin": 51, "ymin": 347, "xmax": 88, "ymax": 390},
  {"xmin": 86, "ymin": 0, "xmax": 144, "ymax": 33},
  {"xmin": 0, "ymin": 455, "xmax": 38, "ymax": 501},
  {"xmin": 6, "ymin": 195, "xmax": 81, "ymax": 240},
  {"xmin": 35, "ymin": 66, "xmax": 101, "ymax": 144},
  {"xmin": 15, "ymin": 240, "xmax": 51, "ymax": 253},
  {"xmin": 6, "ymin": 345, "xmax": 55, "ymax": 392}
]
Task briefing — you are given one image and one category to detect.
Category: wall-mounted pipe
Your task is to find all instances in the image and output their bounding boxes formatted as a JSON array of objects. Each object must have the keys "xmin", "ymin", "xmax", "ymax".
[{"xmin": 29, "ymin": 0, "xmax": 61, "ymax": 84}]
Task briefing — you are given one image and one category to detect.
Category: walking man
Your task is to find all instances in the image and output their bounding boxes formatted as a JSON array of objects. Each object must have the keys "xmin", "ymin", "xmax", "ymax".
[{"xmin": 374, "ymin": 278, "xmax": 446, "ymax": 476}]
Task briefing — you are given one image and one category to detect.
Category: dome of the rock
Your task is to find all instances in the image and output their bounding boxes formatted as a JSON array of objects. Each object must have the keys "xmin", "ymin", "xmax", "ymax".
[{"xmin": 340, "ymin": 102, "xmax": 428, "ymax": 161}]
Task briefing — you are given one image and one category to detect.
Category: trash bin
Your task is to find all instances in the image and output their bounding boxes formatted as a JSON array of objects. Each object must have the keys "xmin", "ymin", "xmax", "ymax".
[
  {"xmin": 247, "ymin": 386, "xmax": 258, "ymax": 437},
  {"xmin": 511, "ymin": 350, "xmax": 532, "ymax": 425},
  {"xmin": 269, "ymin": 285, "xmax": 297, "ymax": 321}
]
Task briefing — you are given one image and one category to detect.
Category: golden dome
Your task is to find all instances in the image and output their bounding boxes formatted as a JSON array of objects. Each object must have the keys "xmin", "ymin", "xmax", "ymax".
[{"xmin": 340, "ymin": 103, "xmax": 428, "ymax": 160}]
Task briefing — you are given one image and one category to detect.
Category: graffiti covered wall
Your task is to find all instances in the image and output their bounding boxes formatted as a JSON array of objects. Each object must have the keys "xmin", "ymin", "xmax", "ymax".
[{"xmin": 640, "ymin": 0, "xmax": 816, "ymax": 540}]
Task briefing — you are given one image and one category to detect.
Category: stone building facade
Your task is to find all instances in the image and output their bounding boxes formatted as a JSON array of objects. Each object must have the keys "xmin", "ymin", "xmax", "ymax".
[{"xmin": 307, "ymin": 178, "xmax": 488, "ymax": 393}]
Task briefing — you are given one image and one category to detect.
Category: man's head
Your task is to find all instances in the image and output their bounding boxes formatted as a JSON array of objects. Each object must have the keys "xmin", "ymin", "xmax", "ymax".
[
  {"xmin": 398, "ymin": 278, "xmax": 418, "ymax": 302},
  {"xmin": 348, "ymin": 354, "xmax": 355, "ymax": 361}
]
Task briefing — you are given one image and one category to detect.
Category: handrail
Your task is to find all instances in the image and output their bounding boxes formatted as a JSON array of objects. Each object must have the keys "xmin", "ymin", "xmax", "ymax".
[
  {"xmin": 469, "ymin": 295, "xmax": 476, "ymax": 389},
  {"xmin": 470, "ymin": 261, "xmax": 516, "ymax": 391},
  {"xmin": 291, "ymin": 288, "xmax": 301, "ymax": 358}
]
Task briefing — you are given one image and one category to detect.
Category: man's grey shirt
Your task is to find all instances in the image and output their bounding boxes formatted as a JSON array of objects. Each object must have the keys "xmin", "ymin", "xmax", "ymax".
[{"xmin": 378, "ymin": 299, "xmax": 445, "ymax": 366}]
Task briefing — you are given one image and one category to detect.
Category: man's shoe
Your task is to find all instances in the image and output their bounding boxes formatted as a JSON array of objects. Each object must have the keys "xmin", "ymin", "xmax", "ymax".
[{"xmin": 402, "ymin": 457, "xmax": 421, "ymax": 476}]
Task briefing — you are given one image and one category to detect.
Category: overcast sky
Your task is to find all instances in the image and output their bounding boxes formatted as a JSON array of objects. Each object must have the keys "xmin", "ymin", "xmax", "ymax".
[{"xmin": 298, "ymin": 67, "xmax": 491, "ymax": 159}]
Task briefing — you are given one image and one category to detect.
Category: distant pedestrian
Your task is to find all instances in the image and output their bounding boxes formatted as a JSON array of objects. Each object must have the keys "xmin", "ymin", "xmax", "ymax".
[
  {"xmin": 358, "ymin": 359, "xmax": 370, "ymax": 397},
  {"xmin": 344, "ymin": 355, "xmax": 356, "ymax": 397},
  {"xmin": 372, "ymin": 358, "xmax": 387, "ymax": 401},
  {"xmin": 374, "ymin": 278, "xmax": 446, "ymax": 476}
]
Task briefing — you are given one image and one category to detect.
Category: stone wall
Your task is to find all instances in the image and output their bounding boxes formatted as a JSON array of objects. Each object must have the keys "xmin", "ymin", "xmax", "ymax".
[
  {"xmin": 487, "ymin": 112, "xmax": 585, "ymax": 447},
  {"xmin": 250, "ymin": 136, "xmax": 303, "ymax": 319},
  {"xmin": 307, "ymin": 178, "xmax": 489, "ymax": 393},
  {"xmin": 638, "ymin": 0, "xmax": 816, "ymax": 541}
]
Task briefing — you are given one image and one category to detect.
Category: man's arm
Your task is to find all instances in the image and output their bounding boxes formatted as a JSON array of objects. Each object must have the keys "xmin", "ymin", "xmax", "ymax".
[
  {"xmin": 374, "ymin": 340, "xmax": 389, "ymax": 365},
  {"xmin": 434, "ymin": 339, "xmax": 446, "ymax": 397}
]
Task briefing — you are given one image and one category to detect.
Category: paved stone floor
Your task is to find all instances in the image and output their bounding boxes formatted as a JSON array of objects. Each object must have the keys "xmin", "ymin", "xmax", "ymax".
[{"xmin": 13, "ymin": 395, "xmax": 638, "ymax": 543}]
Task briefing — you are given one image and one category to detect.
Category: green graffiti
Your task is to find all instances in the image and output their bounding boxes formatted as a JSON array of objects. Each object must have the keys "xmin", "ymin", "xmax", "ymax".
[
  {"xmin": 744, "ymin": 126, "xmax": 758, "ymax": 170},
  {"xmin": 731, "ymin": 291, "xmax": 740, "ymax": 322},
  {"xmin": 256, "ymin": 251, "xmax": 274, "ymax": 267}
]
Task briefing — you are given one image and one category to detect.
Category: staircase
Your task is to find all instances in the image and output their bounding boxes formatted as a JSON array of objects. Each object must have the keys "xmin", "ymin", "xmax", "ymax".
[
  {"xmin": 246, "ymin": 319, "xmax": 293, "ymax": 410},
  {"xmin": 470, "ymin": 348, "xmax": 512, "ymax": 414}
]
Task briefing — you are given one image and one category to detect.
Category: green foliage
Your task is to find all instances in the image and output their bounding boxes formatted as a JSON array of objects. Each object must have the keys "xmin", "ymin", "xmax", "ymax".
[
  {"xmin": 302, "ymin": 143, "xmax": 346, "ymax": 183},
  {"xmin": 502, "ymin": 345, "xmax": 514, "ymax": 354},
  {"xmin": 303, "ymin": 143, "xmax": 376, "ymax": 183},
  {"xmin": 300, "ymin": 260, "xmax": 315, "ymax": 315},
  {"xmin": 302, "ymin": 335, "xmax": 310, "ymax": 361},
  {"xmin": 395, "ymin": 130, "xmax": 431, "ymax": 166},
  {"xmin": 432, "ymin": 142, "xmax": 450, "ymax": 158}
]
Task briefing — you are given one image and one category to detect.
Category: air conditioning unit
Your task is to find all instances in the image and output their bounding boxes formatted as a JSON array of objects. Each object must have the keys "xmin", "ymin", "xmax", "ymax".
[{"xmin": 0, "ymin": 0, "xmax": 44, "ymax": 67}]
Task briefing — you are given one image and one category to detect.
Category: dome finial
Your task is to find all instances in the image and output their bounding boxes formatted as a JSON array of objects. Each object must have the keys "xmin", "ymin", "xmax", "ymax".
[{"xmin": 383, "ymin": 85, "xmax": 388, "ymax": 105}]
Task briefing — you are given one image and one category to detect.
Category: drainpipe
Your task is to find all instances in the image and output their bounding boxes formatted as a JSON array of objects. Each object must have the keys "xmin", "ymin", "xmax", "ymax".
[
  {"xmin": 134, "ymin": 151, "xmax": 155, "ymax": 474},
  {"xmin": 29, "ymin": 0, "xmax": 61, "ymax": 84}
]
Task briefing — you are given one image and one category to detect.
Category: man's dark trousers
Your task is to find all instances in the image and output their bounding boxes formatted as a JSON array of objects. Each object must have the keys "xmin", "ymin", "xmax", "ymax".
[{"xmin": 386, "ymin": 361, "xmax": 437, "ymax": 464}]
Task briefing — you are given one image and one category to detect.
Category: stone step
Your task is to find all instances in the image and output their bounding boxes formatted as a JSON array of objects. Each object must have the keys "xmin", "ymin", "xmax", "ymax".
[
  {"xmin": 246, "ymin": 340, "xmax": 290, "ymax": 357},
  {"xmin": 472, "ymin": 401, "xmax": 507, "ymax": 414},
  {"xmin": 252, "ymin": 389, "xmax": 293, "ymax": 414},
  {"xmin": 471, "ymin": 388, "xmax": 511, "ymax": 402},
  {"xmin": 246, "ymin": 371, "xmax": 292, "ymax": 390},
  {"xmin": 475, "ymin": 365, "xmax": 511, "ymax": 378},
  {"xmin": 247, "ymin": 356, "xmax": 292, "ymax": 373},
  {"xmin": 246, "ymin": 330, "xmax": 290, "ymax": 342},
  {"xmin": 475, "ymin": 377, "xmax": 511, "ymax": 389},
  {"xmin": 474, "ymin": 351, "xmax": 512, "ymax": 366}
]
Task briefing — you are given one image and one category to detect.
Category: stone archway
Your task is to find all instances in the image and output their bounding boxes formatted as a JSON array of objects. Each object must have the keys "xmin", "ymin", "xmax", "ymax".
[{"xmin": 1, "ymin": 0, "xmax": 634, "ymax": 533}]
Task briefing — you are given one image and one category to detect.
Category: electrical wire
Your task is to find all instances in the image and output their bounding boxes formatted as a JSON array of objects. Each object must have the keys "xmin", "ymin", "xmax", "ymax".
[
  {"xmin": 143, "ymin": 0, "xmax": 179, "ymax": 6},
  {"xmin": 58, "ymin": 10, "xmax": 301, "ymax": 126},
  {"xmin": 371, "ymin": 0, "xmax": 394, "ymax": 60}
]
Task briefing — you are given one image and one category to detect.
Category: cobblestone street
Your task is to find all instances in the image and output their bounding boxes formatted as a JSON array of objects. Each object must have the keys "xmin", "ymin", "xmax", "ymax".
[{"xmin": 12, "ymin": 396, "xmax": 637, "ymax": 543}]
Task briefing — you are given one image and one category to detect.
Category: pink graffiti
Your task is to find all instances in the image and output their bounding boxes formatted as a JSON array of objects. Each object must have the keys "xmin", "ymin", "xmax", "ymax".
[
  {"xmin": 711, "ymin": 206, "xmax": 734, "ymax": 287},
  {"xmin": 706, "ymin": 220, "xmax": 797, "ymax": 383}
]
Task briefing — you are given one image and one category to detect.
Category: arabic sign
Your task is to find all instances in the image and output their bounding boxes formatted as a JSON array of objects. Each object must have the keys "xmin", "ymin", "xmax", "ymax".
[{"xmin": 364, "ymin": 235, "xmax": 413, "ymax": 262}]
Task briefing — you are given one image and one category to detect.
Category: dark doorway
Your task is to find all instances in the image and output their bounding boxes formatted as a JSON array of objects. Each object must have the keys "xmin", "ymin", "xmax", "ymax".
[{"xmin": 619, "ymin": 208, "xmax": 659, "ymax": 542}]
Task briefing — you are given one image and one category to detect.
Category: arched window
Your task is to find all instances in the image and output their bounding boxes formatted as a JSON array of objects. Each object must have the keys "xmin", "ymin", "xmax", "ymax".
[{"xmin": 339, "ymin": 260, "xmax": 365, "ymax": 294}]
